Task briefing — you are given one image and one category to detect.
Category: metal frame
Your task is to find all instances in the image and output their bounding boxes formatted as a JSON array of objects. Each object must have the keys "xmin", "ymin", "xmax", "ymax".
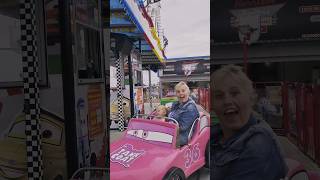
[
  {"xmin": 70, "ymin": 167, "xmax": 109, "ymax": 179},
  {"xmin": 75, "ymin": 21, "xmax": 105, "ymax": 84},
  {"xmin": 188, "ymin": 118, "xmax": 199, "ymax": 142},
  {"xmin": 213, "ymin": 38, "xmax": 320, "ymax": 46}
]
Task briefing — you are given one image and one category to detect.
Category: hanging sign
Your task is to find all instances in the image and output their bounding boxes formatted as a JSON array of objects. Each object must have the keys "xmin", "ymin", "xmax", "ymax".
[{"xmin": 120, "ymin": 0, "xmax": 166, "ymax": 62}]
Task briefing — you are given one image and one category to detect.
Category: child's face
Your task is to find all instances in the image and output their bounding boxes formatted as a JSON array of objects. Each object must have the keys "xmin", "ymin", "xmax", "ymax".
[{"xmin": 157, "ymin": 109, "xmax": 166, "ymax": 116}]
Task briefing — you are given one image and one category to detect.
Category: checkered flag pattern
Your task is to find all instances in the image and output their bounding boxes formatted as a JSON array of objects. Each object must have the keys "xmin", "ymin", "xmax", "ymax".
[
  {"xmin": 116, "ymin": 55, "xmax": 125, "ymax": 131},
  {"xmin": 20, "ymin": 0, "xmax": 43, "ymax": 179}
]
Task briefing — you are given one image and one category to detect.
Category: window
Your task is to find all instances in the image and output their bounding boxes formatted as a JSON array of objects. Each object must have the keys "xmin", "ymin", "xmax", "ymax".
[
  {"xmin": 75, "ymin": 0, "xmax": 100, "ymax": 28},
  {"xmin": 0, "ymin": 1, "xmax": 47, "ymax": 87},
  {"xmin": 76, "ymin": 23, "xmax": 103, "ymax": 81}
]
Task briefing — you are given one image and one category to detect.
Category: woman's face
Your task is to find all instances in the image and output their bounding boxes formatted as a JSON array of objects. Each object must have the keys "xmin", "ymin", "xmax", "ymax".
[
  {"xmin": 176, "ymin": 85, "xmax": 189, "ymax": 103},
  {"xmin": 213, "ymin": 76, "xmax": 252, "ymax": 133}
]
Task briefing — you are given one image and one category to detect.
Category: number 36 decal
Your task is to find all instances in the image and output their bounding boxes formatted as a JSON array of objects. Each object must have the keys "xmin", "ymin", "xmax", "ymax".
[{"xmin": 184, "ymin": 143, "xmax": 200, "ymax": 168}]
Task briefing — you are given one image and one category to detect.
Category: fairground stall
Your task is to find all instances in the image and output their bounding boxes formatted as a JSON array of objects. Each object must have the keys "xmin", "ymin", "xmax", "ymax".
[{"xmin": 109, "ymin": 0, "xmax": 167, "ymax": 131}]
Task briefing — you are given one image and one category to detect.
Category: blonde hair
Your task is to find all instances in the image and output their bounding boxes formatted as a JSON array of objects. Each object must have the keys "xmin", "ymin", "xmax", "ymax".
[
  {"xmin": 174, "ymin": 81, "xmax": 190, "ymax": 95},
  {"xmin": 156, "ymin": 105, "xmax": 167, "ymax": 112},
  {"xmin": 156, "ymin": 105, "xmax": 167, "ymax": 117},
  {"xmin": 212, "ymin": 65, "xmax": 256, "ymax": 102}
]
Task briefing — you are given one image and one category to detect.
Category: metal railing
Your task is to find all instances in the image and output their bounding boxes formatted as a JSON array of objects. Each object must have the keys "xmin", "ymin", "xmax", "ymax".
[
  {"xmin": 70, "ymin": 167, "xmax": 109, "ymax": 180},
  {"xmin": 133, "ymin": 114, "xmax": 179, "ymax": 125}
]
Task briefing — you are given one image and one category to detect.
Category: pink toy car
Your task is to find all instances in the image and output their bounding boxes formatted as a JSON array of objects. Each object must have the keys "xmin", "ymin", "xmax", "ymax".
[{"xmin": 110, "ymin": 112, "xmax": 210, "ymax": 180}]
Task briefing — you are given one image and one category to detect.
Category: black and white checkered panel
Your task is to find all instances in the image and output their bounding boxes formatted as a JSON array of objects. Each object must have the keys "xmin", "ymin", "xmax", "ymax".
[
  {"xmin": 116, "ymin": 55, "xmax": 125, "ymax": 131},
  {"xmin": 20, "ymin": 0, "xmax": 43, "ymax": 179}
]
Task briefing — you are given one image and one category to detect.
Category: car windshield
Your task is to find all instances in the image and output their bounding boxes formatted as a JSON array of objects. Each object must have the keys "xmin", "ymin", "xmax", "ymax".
[
  {"xmin": 127, "ymin": 129, "xmax": 173, "ymax": 144},
  {"xmin": 126, "ymin": 119, "xmax": 177, "ymax": 148},
  {"xmin": 8, "ymin": 118, "xmax": 63, "ymax": 146}
]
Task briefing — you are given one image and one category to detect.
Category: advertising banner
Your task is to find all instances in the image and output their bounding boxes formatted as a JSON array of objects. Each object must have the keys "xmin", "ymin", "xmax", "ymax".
[
  {"xmin": 120, "ymin": 0, "xmax": 166, "ymax": 62},
  {"xmin": 134, "ymin": 87, "xmax": 144, "ymax": 114},
  {"xmin": 213, "ymin": 0, "xmax": 320, "ymax": 44},
  {"xmin": 163, "ymin": 60, "xmax": 210, "ymax": 76}
]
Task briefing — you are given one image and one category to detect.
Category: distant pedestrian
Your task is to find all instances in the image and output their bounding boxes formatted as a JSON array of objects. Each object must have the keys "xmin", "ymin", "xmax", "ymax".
[
  {"xmin": 256, "ymin": 90, "xmax": 277, "ymax": 122},
  {"xmin": 190, "ymin": 88, "xmax": 199, "ymax": 103}
]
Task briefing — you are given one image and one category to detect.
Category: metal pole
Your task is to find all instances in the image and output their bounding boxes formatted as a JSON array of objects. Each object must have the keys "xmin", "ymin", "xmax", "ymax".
[
  {"xmin": 242, "ymin": 34, "xmax": 250, "ymax": 75},
  {"xmin": 20, "ymin": 0, "xmax": 43, "ymax": 179},
  {"xmin": 128, "ymin": 54, "xmax": 135, "ymax": 118},
  {"xmin": 242, "ymin": 42, "xmax": 248, "ymax": 75},
  {"xmin": 116, "ymin": 53, "xmax": 125, "ymax": 131},
  {"xmin": 59, "ymin": 0, "xmax": 78, "ymax": 176},
  {"xmin": 149, "ymin": 67, "xmax": 153, "ymax": 111},
  {"xmin": 159, "ymin": 71, "xmax": 162, "ymax": 99},
  {"xmin": 102, "ymin": 28, "xmax": 110, "ymax": 169}
]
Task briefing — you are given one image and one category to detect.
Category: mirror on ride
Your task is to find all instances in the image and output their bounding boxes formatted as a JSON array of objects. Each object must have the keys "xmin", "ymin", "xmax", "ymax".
[{"xmin": 290, "ymin": 171, "xmax": 309, "ymax": 180}]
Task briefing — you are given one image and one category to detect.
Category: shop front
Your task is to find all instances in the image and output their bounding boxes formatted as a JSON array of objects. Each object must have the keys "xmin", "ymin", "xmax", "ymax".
[{"xmin": 110, "ymin": 0, "xmax": 166, "ymax": 131}]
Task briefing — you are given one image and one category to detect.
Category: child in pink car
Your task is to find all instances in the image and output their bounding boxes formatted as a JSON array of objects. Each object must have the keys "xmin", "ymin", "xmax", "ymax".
[{"xmin": 154, "ymin": 105, "xmax": 168, "ymax": 122}]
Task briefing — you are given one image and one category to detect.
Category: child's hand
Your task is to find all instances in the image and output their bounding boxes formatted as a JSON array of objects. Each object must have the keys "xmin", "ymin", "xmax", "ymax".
[
  {"xmin": 165, "ymin": 103, "xmax": 173, "ymax": 110},
  {"xmin": 166, "ymin": 107, "xmax": 171, "ymax": 112}
]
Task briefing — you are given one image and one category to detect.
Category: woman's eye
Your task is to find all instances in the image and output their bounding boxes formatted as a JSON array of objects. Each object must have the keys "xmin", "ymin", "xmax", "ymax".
[{"xmin": 230, "ymin": 91, "xmax": 240, "ymax": 96}]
